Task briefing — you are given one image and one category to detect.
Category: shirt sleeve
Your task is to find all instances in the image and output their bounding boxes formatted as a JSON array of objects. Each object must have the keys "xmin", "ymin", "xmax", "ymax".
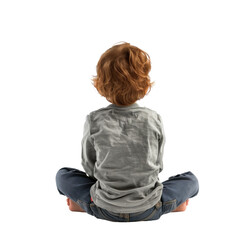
[
  {"xmin": 157, "ymin": 114, "xmax": 166, "ymax": 173},
  {"xmin": 81, "ymin": 115, "xmax": 96, "ymax": 178}
]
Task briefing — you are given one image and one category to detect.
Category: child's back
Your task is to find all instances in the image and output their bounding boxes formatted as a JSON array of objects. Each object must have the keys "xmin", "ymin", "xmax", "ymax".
[{"xmin": 82, "ymin": 103, "xmax": 165, "ymax": 213}]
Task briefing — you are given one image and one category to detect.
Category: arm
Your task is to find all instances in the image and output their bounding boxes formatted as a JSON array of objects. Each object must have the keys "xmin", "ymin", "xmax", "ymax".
[
  {"xmin": 157, "ymin": 114, "xmax": 166, "ymax": 173},
  {"xmin": 81, "ymin": 115, "xmax": 96, "ymax": 178}
]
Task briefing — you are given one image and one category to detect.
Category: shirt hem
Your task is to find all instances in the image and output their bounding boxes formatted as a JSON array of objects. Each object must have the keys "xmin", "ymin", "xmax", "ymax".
[{"xmin": 90, "ymin": 188, "xmax": 162, "ymax": 214}]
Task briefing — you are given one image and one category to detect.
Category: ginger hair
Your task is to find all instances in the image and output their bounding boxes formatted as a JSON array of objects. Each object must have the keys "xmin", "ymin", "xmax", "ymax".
[{"xmin": 92, "ymin": 42, "xmax": 154, "ymax": 106}]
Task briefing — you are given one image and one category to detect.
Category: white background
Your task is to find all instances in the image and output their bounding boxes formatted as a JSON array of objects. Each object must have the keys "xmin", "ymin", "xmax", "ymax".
[{"xmin": 0, "ymin": 0, "xmax": 239, "ymax": 239}]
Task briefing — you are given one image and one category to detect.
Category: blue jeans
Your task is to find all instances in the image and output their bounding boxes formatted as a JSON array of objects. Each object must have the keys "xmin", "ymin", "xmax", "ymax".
[{"xmin": 56, "ymin": 168, "xmax": 199, "ymax": 222}]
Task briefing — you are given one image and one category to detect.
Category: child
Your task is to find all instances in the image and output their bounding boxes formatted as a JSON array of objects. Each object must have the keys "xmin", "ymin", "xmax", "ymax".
[{"xmin": 56, "ymin": 42, "xmax": 199, "ymax": 222}]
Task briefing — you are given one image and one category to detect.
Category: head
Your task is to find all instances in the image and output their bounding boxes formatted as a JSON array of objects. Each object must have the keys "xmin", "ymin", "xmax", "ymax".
[{"xmin": 92, "ymin": 42, "xmax": 154, "ymax": 106}]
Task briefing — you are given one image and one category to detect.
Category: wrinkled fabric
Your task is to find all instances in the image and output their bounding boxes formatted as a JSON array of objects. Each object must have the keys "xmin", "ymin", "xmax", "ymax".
[{"xmin": 81, "ymin": 103, "xmax": 165, "ymax": 213}]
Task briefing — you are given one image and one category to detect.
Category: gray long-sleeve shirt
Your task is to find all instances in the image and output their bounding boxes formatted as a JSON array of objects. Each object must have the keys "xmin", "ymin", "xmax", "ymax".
[{"xmin": 81, "ymin": 103, "xmax": 165, "ymax": 213}]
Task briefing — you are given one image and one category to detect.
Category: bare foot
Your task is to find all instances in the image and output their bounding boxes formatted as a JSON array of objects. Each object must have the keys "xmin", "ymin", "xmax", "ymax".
[
  {"xmin": 172, "ymin": 199, "xmax": 189, "ymax": 212},
  {"xmin": 66, "ymin": 198, "xmax": 86, "ymax": 212}
]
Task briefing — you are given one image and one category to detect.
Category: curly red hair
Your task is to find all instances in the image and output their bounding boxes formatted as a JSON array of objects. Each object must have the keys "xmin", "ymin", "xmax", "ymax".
[{"xmin": 92, "ymin": 42, "xmax": 154, "ymax": 106}]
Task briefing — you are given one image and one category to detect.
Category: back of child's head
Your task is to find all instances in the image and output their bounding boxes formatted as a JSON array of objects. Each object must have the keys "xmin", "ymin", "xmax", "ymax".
[{"xmin": 92, "ymin": 42, "xmax": 153, "ymax": 106}]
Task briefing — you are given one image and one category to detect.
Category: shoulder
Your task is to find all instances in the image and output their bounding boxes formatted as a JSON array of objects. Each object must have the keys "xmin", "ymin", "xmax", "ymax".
[
  {"xmin": 87, "ymin": 105, "xmax": 112, "ymax": 120},
  {"xmin": 139, "ymin": 106, "xmax": 162, "ymax": 121}
]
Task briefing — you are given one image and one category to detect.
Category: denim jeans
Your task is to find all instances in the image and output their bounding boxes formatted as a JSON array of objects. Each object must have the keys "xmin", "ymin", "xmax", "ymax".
[{"xmin": 56, "ymin": 168, "xmax": 199, "ymax": 222}]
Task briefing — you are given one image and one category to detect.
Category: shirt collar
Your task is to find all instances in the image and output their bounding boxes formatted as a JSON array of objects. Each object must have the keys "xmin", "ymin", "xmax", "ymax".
[{"xmin": 107, "ymin": 103, "xmax": 140, "ymax": 110}]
